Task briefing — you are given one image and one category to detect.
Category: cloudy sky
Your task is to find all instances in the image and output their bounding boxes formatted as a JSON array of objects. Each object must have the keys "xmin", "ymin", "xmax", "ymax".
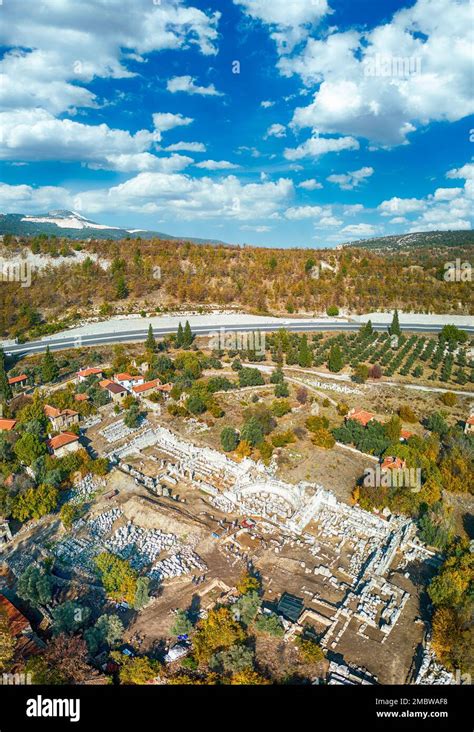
[{"xmin": 0, "ymin": 0, "xmax": 473, "ymax": 247}]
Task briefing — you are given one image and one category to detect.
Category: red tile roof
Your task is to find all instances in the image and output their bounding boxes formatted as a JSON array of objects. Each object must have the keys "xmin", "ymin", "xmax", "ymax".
[
  {"xmin": 8, "ymin": 374, "xmax": 27, "ymax": 385},
  {"xmin": 74, "ymin": 393, "xmax": 89, "ymax": 401},
  {"xmin": 132, "ymin": 379, "xmax": 161, "ymax": 394},
  {"xmin": 347, "ymin": 409, "xmax": 375, "ymax": 427},
  {"xmin": 381, "ymin": 456, "xmax": 406, "ymax": 470},
  {"xmin": 400, "ymin": 430, "xmax": 413, "ymax": 440},
  {"xmin": 0, "ymin": 595, "xmax": 30, "ymax": 636},
  {"xmin": 0, "ymin": 419, "xmax": 17, "ymax": 431},
  {"xmin": 77, "ymin": 367, "xmax": 103, "ymax": 378},
  {"xmin": 156, "ymin": 383, "xmax": 173, "ymax": 393},
  {"xmin": 114, "ymin": 372, "xmax": 135, "ymax": 381},
  {"xmin": 44, "ymin": 405, "xmax": 78, "ymax": 419},
  {"xmin": 467, "ymin": 416, "xmax": 474, "ymax": 426},
  {"xmin": 47, "ymin": 432, "xmax": 79, "ymax": 451}
]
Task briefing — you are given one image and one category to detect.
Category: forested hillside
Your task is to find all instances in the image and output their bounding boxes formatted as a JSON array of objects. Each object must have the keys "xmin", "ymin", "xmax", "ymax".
[{"xmin": 1, "ymin": 234, "xmax": 472, "ymax": 339}]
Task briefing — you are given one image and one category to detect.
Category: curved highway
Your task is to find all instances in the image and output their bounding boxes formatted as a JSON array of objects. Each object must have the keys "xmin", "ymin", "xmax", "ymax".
[{"xmin": 4, "ymin": 318, "xmax": 474, "ymax": 357}]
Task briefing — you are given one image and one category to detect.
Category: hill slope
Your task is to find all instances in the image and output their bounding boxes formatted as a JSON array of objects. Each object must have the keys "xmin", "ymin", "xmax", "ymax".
[
  {"xmin": 346, "ymin": 230, "xmax": 474, "ymax": 250},
  {"xmin": 0, "ymin": 210, "xmax": 227, "ymax": 246}
]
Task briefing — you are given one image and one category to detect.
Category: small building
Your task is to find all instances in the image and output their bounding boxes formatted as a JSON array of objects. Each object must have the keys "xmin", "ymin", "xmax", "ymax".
[
  {"xmin": 8, "ymin": 374, "xmax": 28, "ymax": 391},
  {"xmin": 0, "ymin": 595, "xmax": 45, "ymax": 670},
  {"xmin": 47, "ymin": 431, "xmax": 80, "ymax": 458},
  {"xmin": 0, "ymin": 419, "xmax": 17, "ymax": 432},
  {"xmin": 277, "ymin": 592, "xmax": 304, "ymax": 623},
  {"xmin": 155, "ymin": 383, "xmax": 173, "ymax": 400},
  {"xmin": 131, "ymin": 379, "xmax": 162, "ymax": 398},
  {"xmin": 400, "ymin": 430, "xmax": 413, "ymax": 442},
  {"xmin": 100, "ymin": 380, "xmax": 128, "ymax": 403},
  {"xmin": 76, "ymin": 367, "xmax": 104, "ymax": 383},
  {"xmin": 346, "ymin": 408, "xmax": 376, "ymax": 427},
  {"xmin": 74, "ymin": 393, "xmax": 89, "ymax": 403},
  {"xmin": 381, "ymin": 456, "xmax": 407, "ymax": 471},
  {"xmin": 464, "ymin": 416, "xmax": 474, "ymax": 435},
  {"xmin": 114, "ymin": 373, "xmax": 145, "ymax": 390},
  {"xmin": 44, "ymin": 405, "xmax": 80, "ymax": 432}
]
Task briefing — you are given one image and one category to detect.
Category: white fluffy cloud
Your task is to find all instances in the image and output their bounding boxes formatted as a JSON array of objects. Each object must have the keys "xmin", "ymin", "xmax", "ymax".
[
  {"xmin": 380, "ymin": 162, "xmax": 473, "ymax": 232},
  {"xmin": 266, "ymin": 123, "xmax": 286, "ymax": 138},
  {"xmin": 285, "ymin": 206, "xmax": 325, "ymax": 220},
  {"xmin": 340, "ymin": 223, "xmax": 377, "ymax": 238},
  {"xmin": 378, "ymin": 197, "xmax": 426, "ymax": 216},
  {"xmin": 152, "ymin": 113, "xmax": 193, "ymax": 134},
  {"xmin": 164, "ymin": 142, "xmax": 206, "ymax": 153},
  {"xmin": 298, "ymin": 179, "xmax": 323, "ymax": 190},
  {"xmin": 0, "ymin": 109, "xmax": 195, "ymax": 171},
  {"xmin": 284, "ymin": 135, "xmax": 359, "ymax": 160},
  {"xmin": 327, "ymin": 166, "xmax": 374, "ymax": 190},
  {"xmin": 279, "ymin": 0, "xmax": 473, "ymax": 145},
  {"xmin": 234, "ymin": 0, "xmax": 330, "ymax": 54},
  {"xmin": 0, "ymin": 174, "xmax": 294, "ymax": 223},
  {"xmin": 166, "ymin": 75, "xmax": 223, "ymax": 96},
  {"xmin": 195, "ymin": 160, "xmax": 240, "ymax": 170},
  {"xmin": 0, "ymin": 0, "xmax": 220, "ymax": 116}
]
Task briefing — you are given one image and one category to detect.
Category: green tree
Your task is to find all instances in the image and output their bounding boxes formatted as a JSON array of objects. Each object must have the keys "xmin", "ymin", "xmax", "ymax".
[
  {"xmin": 85, "ymin": 615, "xmax": 124, "ymax": 655},
  {"xmin": 115, "ymin": 275, "xmax": 129, "ymax": 299},
  {"xmin": 113, "ymin": 654, "xmax": 161, "ymax": 684},
  {"xmin": 0, "ymin": 350, "xmax": 12, "ymax": 403},
  {"xmin": 171, "ymin": 609, "xmax": 193, "ymax": 637},
  {"xmin": 51, "ymin": 601, "xmax": 90, "ymax": 635},
  {"xmin": 220, "ymin": 427, "xmax": 239, "ymax": 452},
  {"xmin": 328, "ymin": 345, "xmax": 344, "ymax": 373},
  {"xmin": 41, "ymin": 346, "xmax": 59, "ymax": 383},
  {"xmin": 17, "ymin": 564, "xmax": 53, "ymax": 607},
  {"xmin": 326, "ymin": 305, "xmax": 339, "ymax": 316},
  {"xmin": 145, "ymin": 324, "xmax": 156, "ymax": 353},
  {"xmin": 12, "ymin": 483, "xmax": 59, "ymax": 521},
  {"xmin": 240, "ymin": 417, "xmax": 264, "ymax": 447},
  {"xmin": 182, "ymin": 320, "xmax": 193, "ymax": 348},
  {"xmin": 176, "ymin": 322, "xmax": 184, "ymax": 348},
  {"xmin": 134, "ymin": 577, "xmax": 150, "ymax": 610},
  {"xmin": 94, "ymin": 552, "xmax": 138, "ymax": 605},
  {"xmin": 255, "ymin": 613, "xmax": 284, "ymax": 637},
  {"xmin": 298, "ymin": 335, "xmax": 312, "ymax": 367},
  {"xmin": 389, "ymin": 309, "xmax": 401, "ymax": 336}
]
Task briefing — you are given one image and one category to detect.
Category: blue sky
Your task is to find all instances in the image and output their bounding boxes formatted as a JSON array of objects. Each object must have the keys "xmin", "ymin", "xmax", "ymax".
[{"xmin": 0, "ymin": 0, "xmax": 472, "ymax": 247}]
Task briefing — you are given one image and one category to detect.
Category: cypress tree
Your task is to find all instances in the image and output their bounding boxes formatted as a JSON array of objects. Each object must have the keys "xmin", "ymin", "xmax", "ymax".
[
  {"xmin": 389, "ymin": 309, "xmax": 401, "ymax": 336},
  {"xmin": 176, "ymin": 322, "xmax": 184, "ymax": 348},
  {"xmin": 182, "ymin": 320, "xmax": 193, "ymax": 348},
  {"xmin": 145, "ymin": 324, "xmax": 156, "ymax": 353},
  {"xmin": 0, "ymin": 349, "xmax": 12, "ymax": 403},
  {"xmin": 41, "ymin": 346, "xmax": 59, "ymax": 383}
]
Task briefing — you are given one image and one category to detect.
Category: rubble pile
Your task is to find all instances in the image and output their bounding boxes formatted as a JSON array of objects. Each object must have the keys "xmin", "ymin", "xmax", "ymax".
[{"xmin": 149, "ymin": 547, "xmax": 207, "ymax": 582}]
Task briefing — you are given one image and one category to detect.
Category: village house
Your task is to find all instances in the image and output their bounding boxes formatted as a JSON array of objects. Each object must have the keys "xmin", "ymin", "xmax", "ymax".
[
  {"xmin": 74, "ymin": 393, "xmax": 89, "ymax": 403},
  {"xmin": 113, "ymin": 373, "xmax": 145, "ymax": 390},
  {"xmin": 131, "ymin": 379, "xmax": 162, "ymax": 398},
  {"xmin": 346, "ymin": 408, "xmax": 376, "ymax": 427},
  {"xmin": 44, "ymin": 405, "xmax": 80, "ymax": 432},
  {"xmin": 8, "ymin": 374, "xmax": 28, "ymax": 391},
  {"xmin": 0, "ymin": 595, "xmax": 44, "ymax": 670},
  {"xmin": 464, "ymin": 416, "xmax": 474, "ymax": 435},
  {"xmin": 47, "ymin": 431, "xmax": 81, "ymax": 458},
  {"xmin": 155, "ymin": 383, "xmax": 173, "ymax": 400},
  {"xmin": 131, "ymin": 359, "xmax": 150, "ymax": 375},
  {"xmin": 400, "ymin": 429, "xmax": 413, "ymax": 441},
  {"xmin": 0, "ymin": 419, "xmax": 17, "ymax": 432},
  {"xmin": 99, "ymin": 380, "xmax": 128, "ymax": 404},
  {"xmin": 76, "ymin": 367, "xmax": 104, "ymax": 383},
  {"xmin": 381, "ymin": 456, "xmax": 407, "ymax": 471}
]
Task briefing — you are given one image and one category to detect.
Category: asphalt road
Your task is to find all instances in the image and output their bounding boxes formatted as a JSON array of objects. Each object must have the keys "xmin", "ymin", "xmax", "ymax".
[{"xmin": 4, "ymin": 319, "xmax": 474, "ymax": 357}]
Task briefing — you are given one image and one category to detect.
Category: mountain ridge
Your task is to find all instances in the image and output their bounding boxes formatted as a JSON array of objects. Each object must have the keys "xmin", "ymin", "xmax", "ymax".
[{"xmin": 0, "ymin": 210, "xmax": 228, "ymax": 246}]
